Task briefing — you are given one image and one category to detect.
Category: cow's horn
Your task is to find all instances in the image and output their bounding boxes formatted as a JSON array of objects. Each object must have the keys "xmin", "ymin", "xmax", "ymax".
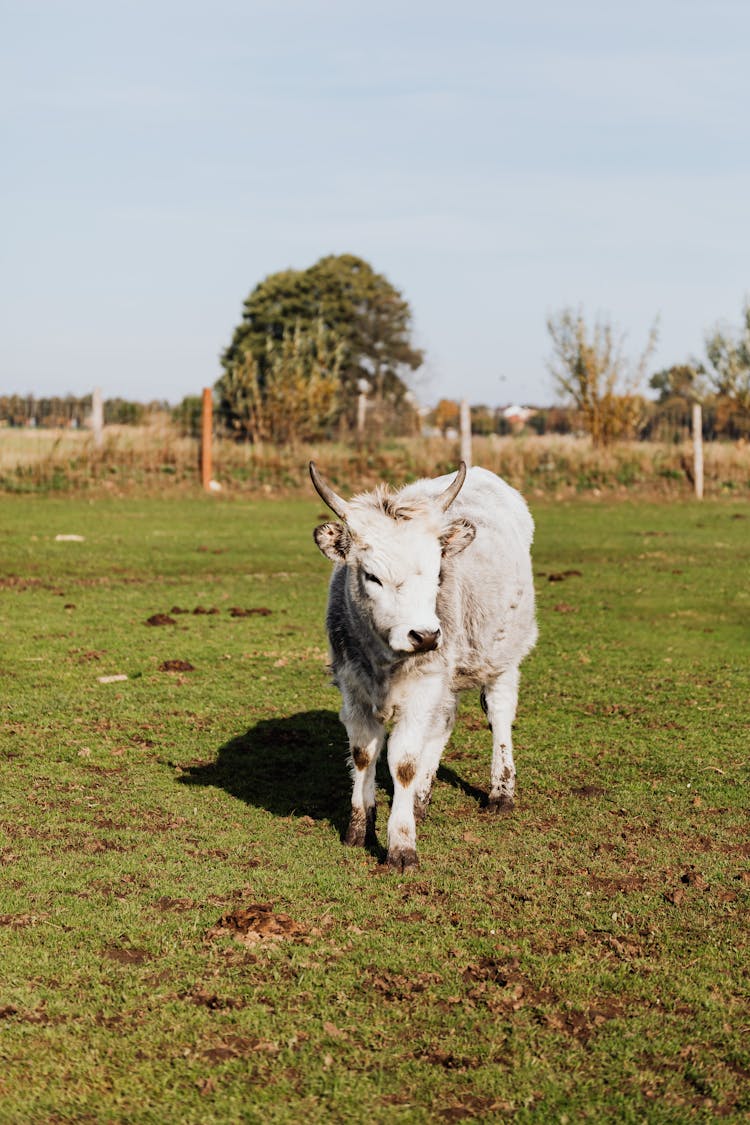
[
  {"xmin": 438, "ymin": 462, "xmax": 467, "ymax": 511},
  {"xmin": 309, "ymin": 462, "xmax": 349, "ymax": 520}
]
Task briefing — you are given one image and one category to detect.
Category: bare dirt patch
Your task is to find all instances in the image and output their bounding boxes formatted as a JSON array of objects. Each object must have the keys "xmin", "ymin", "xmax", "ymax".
[{"xmin": 159, "ymin": 660, "xmax": 195, "ymax": 673}]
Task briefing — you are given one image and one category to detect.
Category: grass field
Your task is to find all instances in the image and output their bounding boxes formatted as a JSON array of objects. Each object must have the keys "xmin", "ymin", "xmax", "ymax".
[{"xmin": 1, "ymin": 490, "xmax": 748, "ymax": 1122}]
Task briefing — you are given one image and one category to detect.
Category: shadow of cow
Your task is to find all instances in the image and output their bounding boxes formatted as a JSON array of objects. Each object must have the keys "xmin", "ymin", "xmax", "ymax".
[{"xmin": 177, "ymin": 708, "xmax": 491, "ymax": 855}]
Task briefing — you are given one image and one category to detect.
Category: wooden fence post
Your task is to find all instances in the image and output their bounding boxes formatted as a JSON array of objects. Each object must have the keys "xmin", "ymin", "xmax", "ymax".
[
  {"xmin": 692, "ymin": 402, "xmax": 704, "ymax": 500},
  {"xmin": 91, "ymin": 387, "xmax": 104, "ymax": 448},
  {"xmin": 460, "ymin": 399, "xmax": 472, "ymax": 468},
  {"xmin": 201, "ymin": 388, "xmax": 213, "ymax": 491},
  {"xmin": 357, "ymin": 390, "xmax": 367, "ymax": 439}
]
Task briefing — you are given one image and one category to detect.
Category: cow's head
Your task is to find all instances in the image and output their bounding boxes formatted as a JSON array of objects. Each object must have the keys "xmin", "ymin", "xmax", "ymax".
[{"xmin": 311, "ymin": 462, "xmax": 475, "ymax": 655}]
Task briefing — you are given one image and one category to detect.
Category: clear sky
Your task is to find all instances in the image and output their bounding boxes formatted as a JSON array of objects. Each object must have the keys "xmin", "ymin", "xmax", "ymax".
[{"xmin": 2, "ymin": 0, "xmax": 748, "ymax": 408}]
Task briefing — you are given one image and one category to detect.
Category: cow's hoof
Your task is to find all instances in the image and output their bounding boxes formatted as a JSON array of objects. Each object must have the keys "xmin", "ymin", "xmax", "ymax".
[
  {"xmin": 386, "ymin": 847, "xmax": 419, "ymax": 873},
  {"xmin": 485, "ymin": 794, "xmax": 515, "ymax": 815},
  {"xmin": 344, "ymin": 806, "xmax": 376, "ymax": 847},
  {"xmin": 364, "ymin": 807, "xmax": 378, "ymax": 848}
]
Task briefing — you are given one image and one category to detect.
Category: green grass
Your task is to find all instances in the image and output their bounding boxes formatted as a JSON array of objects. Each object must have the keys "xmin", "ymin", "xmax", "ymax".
[{"xmin": 1, "ymin": 493, "xmax": 748, "ymax": 1123}]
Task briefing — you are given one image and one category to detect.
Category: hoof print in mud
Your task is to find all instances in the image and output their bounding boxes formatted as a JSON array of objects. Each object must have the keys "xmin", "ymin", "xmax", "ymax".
[{"xmin": 386, "ymin": 848, "xmax": 419, "ymax": 873}]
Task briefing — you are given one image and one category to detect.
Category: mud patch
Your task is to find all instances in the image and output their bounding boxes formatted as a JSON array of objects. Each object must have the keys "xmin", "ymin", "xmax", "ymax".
[
  {"xmin": 72, "ymin": 649, "xmax": 107, "ymax": 663},
  {"xmin": 154, "ymin": 896, "xmax": 197, "ymax": 912},
  {"xmin": 0, "ymin": 913, "xmax": 50, "ymax": 928},
  {"xmin": 181, "ymin": 987, "xmax": 245, "ymax": 1011},
  {"xmin": 588, "ymin": 874, "xmax": 646, "ymax": 894},
  {"xmin": 459, "ymin": 957, "xmax": 554, "ymax": 1012},
  {"xmin": 145, "ymin": 614, "xmax": 176, "ymax": 627},
  {"xmin": 542, "ymin": 1001, "xmax": 624, "ymax": 1044},
  {"xmin": 200, "ymin": 1035, "xmax": 279, "ymax": 1062},
  {"xmin": 102, "ymin": 945, "xmax": 150, "ymax": 965},
  {"xmin": 0, "ymin": 576, "xmax": 46, "ymax": 591},
  {"xmin": 368, "ymin": 968, "xmax": 443, "ymax": 1001},
  {"xmin": 159, "ymin": 660, "xmax": 195, "ymax": 673},
  {"xmin": 437, "ymin": 1093, "xmax": 514, "ymax": 1119},
  {"xmin": 206, "ymin": 903, "xmax": 307, "ymax": 945},
  {"xmin": 229, "ymin": 606, "xmax": 273, "ymax": 617},
  {"xmin": 417, "ymin": 1048, "xmax": 479, "ymax": 1072}
]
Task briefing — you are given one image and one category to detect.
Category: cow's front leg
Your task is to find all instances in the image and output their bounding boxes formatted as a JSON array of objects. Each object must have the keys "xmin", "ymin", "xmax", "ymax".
[
  {"xmin": 386, "ymin": 676, "xmax": 446, "ymax": 870},
  {"xmin": 413, "ymin": 696, "xmax": 457, "ymax": 823},
  {"xmin": 482, "ymin": 667, "xmax": 519, "ymax": 814},
  {"xmin": 341, "ymin": 702, "xmax": 384, "ymax": 847}
]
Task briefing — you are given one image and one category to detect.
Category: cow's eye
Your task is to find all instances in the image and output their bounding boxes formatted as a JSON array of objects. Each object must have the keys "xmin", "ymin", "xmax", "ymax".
[{"xmin": 364, "ymin": 572, "xmax": 382, "ymax": 587}]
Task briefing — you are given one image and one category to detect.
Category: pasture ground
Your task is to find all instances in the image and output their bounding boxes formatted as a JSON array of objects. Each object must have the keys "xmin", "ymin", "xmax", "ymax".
[{"xmin": 0, "ymin": 493, "xmax": 748, "ymax": 1123}]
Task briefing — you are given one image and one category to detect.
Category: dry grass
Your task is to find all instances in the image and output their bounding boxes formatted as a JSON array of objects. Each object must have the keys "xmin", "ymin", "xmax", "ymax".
[{"xmin": 1, "ymin": 417, "xmax": 748, "ymax": 497}]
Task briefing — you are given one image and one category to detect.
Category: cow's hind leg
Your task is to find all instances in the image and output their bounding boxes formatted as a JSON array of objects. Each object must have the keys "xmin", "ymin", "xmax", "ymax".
[
  {"xmin": 482, "ymin": 667, "xmax": 520, "ymax": 814},
  {"xmin": 341, "ymin": 703, "xmax": 384, "ymax": 847}
]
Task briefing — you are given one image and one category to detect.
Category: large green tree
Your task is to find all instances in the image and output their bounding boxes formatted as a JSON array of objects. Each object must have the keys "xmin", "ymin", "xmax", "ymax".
[{"xmin": 218, "ymin": 254, "xmax": 423, "ymax": 435}]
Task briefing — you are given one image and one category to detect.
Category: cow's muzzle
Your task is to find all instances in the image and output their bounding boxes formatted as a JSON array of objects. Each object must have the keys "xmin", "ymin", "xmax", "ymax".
[{"xmin": 407, "ymin": 628, "xmax": 441, "ymax": 653}]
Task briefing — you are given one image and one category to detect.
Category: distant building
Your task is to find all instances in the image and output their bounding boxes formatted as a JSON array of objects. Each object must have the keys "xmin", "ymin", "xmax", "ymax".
[{"xmin": 502, "ymin": 404, "xmax": 537, "ymax": 429}]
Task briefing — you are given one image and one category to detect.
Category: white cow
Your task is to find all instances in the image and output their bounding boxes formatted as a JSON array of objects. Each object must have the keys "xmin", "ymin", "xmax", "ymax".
[{"xmin": 311, "ymin": 462, "xmax": 537, "ymax": 871}]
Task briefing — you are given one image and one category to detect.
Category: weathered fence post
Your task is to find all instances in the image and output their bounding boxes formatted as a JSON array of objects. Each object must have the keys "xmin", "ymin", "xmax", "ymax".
[
  {"xmin": 460, "ymin": 398, "xmax": 472, "ymax": 468},
  {"xmin": 91, "ymin": 387, "xmax": 104, "ymax": 448},
  {"xmin": 201, "ymin": 387, "xmax": 213, "ymax": 492},
  {"xmin": 692, "ymin": 402, "xmax": 704, "ymax": 500},
  {"xmin": 357, "ymin": 380, "xmax": 369, "ymax": 440}
]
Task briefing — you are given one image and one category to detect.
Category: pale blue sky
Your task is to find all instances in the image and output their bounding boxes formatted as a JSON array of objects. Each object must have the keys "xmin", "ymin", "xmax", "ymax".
[{"xmin": 2, "ymin": 0, "xmax": 748, "ymax": 407}]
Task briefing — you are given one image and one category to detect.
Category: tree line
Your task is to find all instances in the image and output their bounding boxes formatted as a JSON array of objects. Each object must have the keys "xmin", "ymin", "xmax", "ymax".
[
  {"xmin": 545, "ymin": 305, "xmax": 750, "ymax": 445},
  {"xmin": 214, "ymin": 259, "xmax": 750, "ymax": 445},
  {"xmin": 3, "ymin": 254, "xmax": 748, "ymax": 445},
  {"xmin": 0, "ymin": 395, "xmax": 168, "ymax": 428}
]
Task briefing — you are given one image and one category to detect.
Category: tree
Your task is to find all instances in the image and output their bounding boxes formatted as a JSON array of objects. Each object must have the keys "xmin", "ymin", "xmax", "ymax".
[
  {"xmin": 215, "ymin": 349, "xmax": 265, "ymax": 441},
  {"xmin": 172, "ymin": 396, "xmax": 204, "ymax": 438},
  {"xmin": 470, "ymin": 404, "xmax": 495, "ymax": 436},
  {"xmin": 649, "ymin": 364, "xmax": 707, "ymax": 405},
  {"xmin": 218, "ymin": 319, "xmax": 343, "ymax": 444},
  {"xmin": 547, "ymin": 308, "xmax": 658, "ymax": 446},
  {"xmin": 705, "ymin": 302, "xmax": 750, "ymax": 422},
  {"xmin": 218, "ymin": 254, "xmax": 423, "ymax": 436},
  {"xmin": 260, "ymin": 319, "xmax": 344, "ymax": 444},
  {"xmin": 644, "ymin": 363, "xmax": 713, "ymax": 442},
  {"xmin": 431, "ymin": 398, "xmax": 460, "ymax": 436}
]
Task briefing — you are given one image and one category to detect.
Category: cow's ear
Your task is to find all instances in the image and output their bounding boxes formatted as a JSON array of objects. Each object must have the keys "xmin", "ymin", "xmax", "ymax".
[
  {"xmin": 314, "ymin": 522, "xmax": 352, "ymax": 562},
  {"xmin": 440, "ymin": 518, "xmax": 476, "ymax": 557}
]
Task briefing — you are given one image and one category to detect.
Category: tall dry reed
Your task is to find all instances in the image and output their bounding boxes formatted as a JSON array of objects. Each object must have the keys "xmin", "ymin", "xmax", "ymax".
[{"xmin": 1, "ymin": 418, "xmax": 748, "ymax": 497}]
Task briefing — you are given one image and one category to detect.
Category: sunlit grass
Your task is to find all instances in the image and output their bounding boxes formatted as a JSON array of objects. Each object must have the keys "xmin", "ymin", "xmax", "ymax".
[{"xmin": 0, "ymin": 494, "xmax": 748, "ymax": 1121}]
